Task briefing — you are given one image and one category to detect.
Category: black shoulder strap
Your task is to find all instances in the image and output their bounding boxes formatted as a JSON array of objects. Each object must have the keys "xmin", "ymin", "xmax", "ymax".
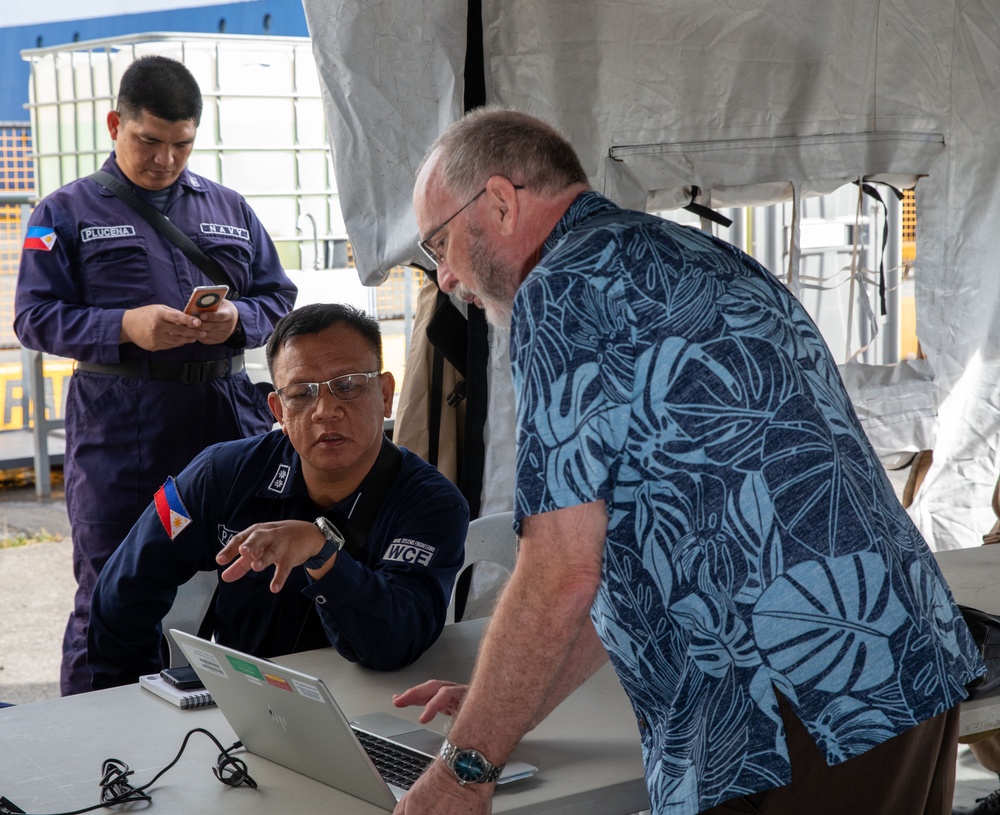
[
  {"xmin": 89, "ymin": 169, "xmax": 240, "ymax": 299},
  {"xmin": 323, "ymin": 435, "xmax": 404, "ymax": 561}
]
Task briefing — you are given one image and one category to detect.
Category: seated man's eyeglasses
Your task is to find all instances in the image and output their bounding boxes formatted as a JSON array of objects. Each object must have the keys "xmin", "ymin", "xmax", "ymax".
[{"xmin": 275, "ymin": 371, "xmax": 381, "ymax": 410}]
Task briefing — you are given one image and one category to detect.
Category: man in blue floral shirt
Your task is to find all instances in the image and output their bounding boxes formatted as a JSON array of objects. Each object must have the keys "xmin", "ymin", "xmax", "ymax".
[{"xmin": 394, "ymin": 107, "xmax": 984, "ymax": 815}]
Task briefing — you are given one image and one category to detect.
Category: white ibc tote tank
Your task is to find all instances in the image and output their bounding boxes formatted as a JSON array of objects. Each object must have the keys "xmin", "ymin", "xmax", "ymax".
[{"xmin": 22, "ymin": 32, "xmax": 371, "ymax": 316}]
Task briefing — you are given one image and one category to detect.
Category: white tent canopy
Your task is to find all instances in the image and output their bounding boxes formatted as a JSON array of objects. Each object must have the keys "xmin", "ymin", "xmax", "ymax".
[{"xmin": 302, "ymin": 0, "xmax": 1000, "ymax": 550}]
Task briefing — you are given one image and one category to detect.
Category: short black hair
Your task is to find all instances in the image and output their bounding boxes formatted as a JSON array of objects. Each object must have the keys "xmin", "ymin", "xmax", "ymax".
[
  {"xmin": 266, "ymin": 303, "xmax": 383, "ymax": 382},
  {"xmin": 117, "ymin": 55, "xmax": 203, "ymax": 125}
]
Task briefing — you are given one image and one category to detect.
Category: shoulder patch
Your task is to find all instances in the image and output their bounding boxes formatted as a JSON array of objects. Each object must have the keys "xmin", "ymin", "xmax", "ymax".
[
  {"xmin": 155, "ymin": 476, "xmax": 193, "ymax": 539},
  {"xmin": 23, "ymin": 226, "xmax": 57, "ymax": 251},
  {"xmin": 382, "ymin": 538, "xmax": 436, "ymax": 566}
]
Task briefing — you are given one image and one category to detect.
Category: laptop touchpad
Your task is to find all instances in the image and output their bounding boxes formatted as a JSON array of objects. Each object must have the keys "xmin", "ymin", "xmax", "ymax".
[{"xmin": 352, "ymin": 712, "xmax": 444, "ymax": 755}]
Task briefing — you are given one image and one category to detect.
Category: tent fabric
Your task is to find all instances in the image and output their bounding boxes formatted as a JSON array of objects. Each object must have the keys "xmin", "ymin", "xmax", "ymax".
[{"xmin": 303, "ymin": 0, "xmax": 1000, "ymax": 550}]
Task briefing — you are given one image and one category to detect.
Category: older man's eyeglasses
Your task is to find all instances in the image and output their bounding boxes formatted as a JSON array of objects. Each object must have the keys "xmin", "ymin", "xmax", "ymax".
[
  {"xmin": 418, "ymin": 188, "xmax": 487, "ymax": 267},
  {"xmin": 417, "ymin": 184, "xmax": 525, "ymax": 267},
  {"xmin": 275, "ymin": 371, "xmax": 381, "ymax": 410}
]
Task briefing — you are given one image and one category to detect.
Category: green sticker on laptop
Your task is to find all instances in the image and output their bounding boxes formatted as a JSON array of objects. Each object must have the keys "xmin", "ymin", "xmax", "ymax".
[{"xmin": 226, "ymin": 654, "xmax": 265, "ymax": 680}]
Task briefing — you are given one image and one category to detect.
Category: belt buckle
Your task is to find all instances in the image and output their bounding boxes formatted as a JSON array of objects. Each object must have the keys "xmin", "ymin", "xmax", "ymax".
[{"xmin": 180, "ymin": 361, "xmax": 211, "ymax": 385}]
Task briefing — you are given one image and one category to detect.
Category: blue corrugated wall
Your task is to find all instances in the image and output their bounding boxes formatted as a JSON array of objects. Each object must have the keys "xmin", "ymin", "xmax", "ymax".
[{"xmin": 0, "ymin": 1, "xmax": 310, "ymax": 122}]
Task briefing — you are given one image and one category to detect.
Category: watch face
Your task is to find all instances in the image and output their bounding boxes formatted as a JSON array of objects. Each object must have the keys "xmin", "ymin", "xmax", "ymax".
[
  {"xmin": 315, "ymin": 517, "xmax": 344, "ymax": 545},
  {"xmin": 453, "ymin": 750, "xmax": 488, "ymax": 783}
]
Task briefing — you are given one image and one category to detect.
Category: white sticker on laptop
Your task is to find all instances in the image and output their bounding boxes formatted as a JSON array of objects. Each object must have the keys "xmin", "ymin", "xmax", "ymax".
[
  {"xmin": 291, "ymin": 679, "xmax": 326, "ymax": 703},
  {"xmin": 189, "ymin": 646, "xmax": 228, "ymax": 677}
]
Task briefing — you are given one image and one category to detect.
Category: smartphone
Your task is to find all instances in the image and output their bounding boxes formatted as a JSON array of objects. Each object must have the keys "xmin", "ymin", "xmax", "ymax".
[
  {"xmin": 160, "ymin": 665, "xmax": 205, "ymax": 690},
  {"xmin": 183, "ymin": 284, "xmax": 229, "ymax": 315}
]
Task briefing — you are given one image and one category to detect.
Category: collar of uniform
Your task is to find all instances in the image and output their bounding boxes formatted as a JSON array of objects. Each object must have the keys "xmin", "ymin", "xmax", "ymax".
[
  {"xmin": 253, "ymin": 433, "xmax": 396, "ymax": 520},
  {"xmin": 175, "ymin": 165, "xmax": 209, "ymax": 194},
  {"xmin": 94, "ymin": 152, "xmax": 132, "ymax": 196},
  {"xmin": 253, "ymin": 431, "xmax": 306, "ymax": 501},
  {"xmin": 247, "ymin": 431, "xmax": 367, "ymax": 518},
  {"xmin": 97, "ymin": 151, "xmax": 209, "ymax": 197}
]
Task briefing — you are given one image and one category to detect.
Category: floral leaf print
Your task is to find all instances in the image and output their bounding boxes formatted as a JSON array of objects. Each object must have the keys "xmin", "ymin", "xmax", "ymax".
[
  {"xmin": 631, "ymin": 336, "xmax": 801, "ymax": 479},
  {"xmin": 808, "ymin": 696, "xmax": 896, "ymax": 763},
  {"xmin": 635, "ymin": 484, "xmax": 674, "ymax": 611},
  {"xmin": 670, "ymin": 591, "xmax": 761, "ymax": 678},
  {"xmin": 729, "ymin": 471, "xmax": 784, "ymax": 605},
  {"xmin": 517, "ymin": 356, "xmax": 630, "ymax": 506},
  {"xmin": 761, "ymin": 394, "xmax": 877, "ymax": 558},
  {"xmin": 751, "ymin": 553, "xmax": 907, "ymax": 693}
]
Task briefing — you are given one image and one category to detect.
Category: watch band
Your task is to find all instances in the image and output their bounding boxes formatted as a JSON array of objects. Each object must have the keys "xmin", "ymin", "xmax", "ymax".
[
  {"xmin": 306, "ymin": 516, "xmax": 345, "ymax": 569},
  {"xmin": 438, "ymin": 738, "xmax": 504, "ymax": 785}
]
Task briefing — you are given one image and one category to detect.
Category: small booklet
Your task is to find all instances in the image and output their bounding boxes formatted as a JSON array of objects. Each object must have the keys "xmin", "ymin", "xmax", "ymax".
[{"xmin": 139, "ymin": 673, "xmax": 215, "ymax": 709}]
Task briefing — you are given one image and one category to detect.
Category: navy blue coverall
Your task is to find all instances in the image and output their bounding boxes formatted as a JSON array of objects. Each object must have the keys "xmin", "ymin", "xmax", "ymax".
[
  {"xmin": 88, "ymin": 431, "xmax": 469, "ymax": 689},
  {"xmin": 14, "ymin": 154, "xmax": 296, "ymax": 694}
]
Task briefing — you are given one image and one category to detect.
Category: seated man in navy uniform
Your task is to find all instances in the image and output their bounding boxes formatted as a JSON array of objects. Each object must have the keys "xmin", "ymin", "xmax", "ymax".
[{"xmin": 89, "ymin": 303, "xmax": 469, "ymax": 689}]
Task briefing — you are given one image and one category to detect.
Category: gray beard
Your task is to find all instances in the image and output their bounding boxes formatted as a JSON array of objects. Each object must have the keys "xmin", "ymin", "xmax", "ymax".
[{"xmin": 467, "ymin": 231, "xmax": 516, "ymax": 329}]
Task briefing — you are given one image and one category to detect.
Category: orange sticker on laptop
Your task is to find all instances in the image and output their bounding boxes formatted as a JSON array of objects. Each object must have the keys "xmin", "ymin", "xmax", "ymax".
[{"xmin": 264, "ymin": 672, "xmax": 293, "ymax": 692}]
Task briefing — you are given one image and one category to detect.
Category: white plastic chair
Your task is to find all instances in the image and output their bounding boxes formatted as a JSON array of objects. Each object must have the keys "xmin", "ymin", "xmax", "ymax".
[
  {"xmin": 160, "ymin": 569, "xmax": 218, "ymax": 667},
  {"xmin": 447, "ymin": 510, "xmax": 517, "ymax": 624}
]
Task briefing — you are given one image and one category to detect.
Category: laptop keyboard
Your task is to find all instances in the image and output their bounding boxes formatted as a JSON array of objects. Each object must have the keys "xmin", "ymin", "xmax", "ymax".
[{"xmin": 352, "ymin": 728, "xmax": 433, "ymax": 789}]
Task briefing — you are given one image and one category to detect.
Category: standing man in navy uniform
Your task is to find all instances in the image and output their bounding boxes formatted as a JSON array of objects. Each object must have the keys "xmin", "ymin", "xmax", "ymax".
[{"xmin": 14, "ymin": 55, "xmax": 296, "ymax": 695}]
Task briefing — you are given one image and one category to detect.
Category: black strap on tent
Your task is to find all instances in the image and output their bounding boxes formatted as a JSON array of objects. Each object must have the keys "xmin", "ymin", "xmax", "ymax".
[
  {"xmin": 428, "ymin": 346, "xmax": 444, "ymax": 468},
  {"xmin": 460, "ymin": 306, "xmax": 488, "ymax": 520},
  {"xmin": 425, "ymin": 291, "xmax": 470, "ymax": 467},
  {"xmin": 448, "ymin": 0, "xmax": 488, "ymax": 521},
  {"xmin": 683, "ymin": 186, "xmax": 733, "ymax": 228},
  {"xmin": 89, "ymin": 170, "xmax": 240, "ymax": 299},
  {"xmin": 856, "ymin": 180, "xmax": 904, "ymax": 316},
  {"xmin": 464, "ymin": 0, "xmax": 486, "ymax": 110}
]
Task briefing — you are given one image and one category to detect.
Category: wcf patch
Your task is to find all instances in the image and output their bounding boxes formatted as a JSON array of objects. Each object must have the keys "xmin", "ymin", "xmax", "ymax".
[{"xmin": 382, "ymin": 538, "xmax": 436, "ymax": 566}]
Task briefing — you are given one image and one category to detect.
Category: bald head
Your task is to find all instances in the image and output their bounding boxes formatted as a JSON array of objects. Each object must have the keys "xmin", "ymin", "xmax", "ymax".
[{"xmin": 419, "ymin": 106, "xmax": 588, "ymax": 203}]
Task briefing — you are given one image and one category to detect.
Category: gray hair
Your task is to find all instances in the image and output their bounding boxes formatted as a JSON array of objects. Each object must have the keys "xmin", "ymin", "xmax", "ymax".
[{"xmin": 422, "ymin": 106, "xmax": 588, "ymax": 199}]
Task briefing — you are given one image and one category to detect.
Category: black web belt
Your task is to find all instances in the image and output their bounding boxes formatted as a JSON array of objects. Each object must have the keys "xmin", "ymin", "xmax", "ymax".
[{"xmin": 75, "ymin": 354, "xmax": 244, "ymax": 385}]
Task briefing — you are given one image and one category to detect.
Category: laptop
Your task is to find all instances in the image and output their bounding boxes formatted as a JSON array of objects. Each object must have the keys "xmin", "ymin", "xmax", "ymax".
[{"xmin": 169, "ymin": 629, "xmax": 538, "ymax": 810}]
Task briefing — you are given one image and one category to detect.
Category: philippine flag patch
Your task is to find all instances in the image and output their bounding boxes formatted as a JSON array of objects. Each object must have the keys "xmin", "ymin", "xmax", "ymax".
[
  {"xmin": 23, "ymin": 226, "xmax": 57, "ymax": 251},
  {"xmin": 154, "ymin": 476, "xmax": 193, "ymax": 539}
]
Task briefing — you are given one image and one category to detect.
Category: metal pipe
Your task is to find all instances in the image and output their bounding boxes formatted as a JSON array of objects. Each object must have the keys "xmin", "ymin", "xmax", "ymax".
[
  {"xmin": 0, "ymin": 193, "xmax": 34, "ymax": 204},
  {"xmin": 297, "ymin": 213, "xmax": 320, "ymax": 270}
]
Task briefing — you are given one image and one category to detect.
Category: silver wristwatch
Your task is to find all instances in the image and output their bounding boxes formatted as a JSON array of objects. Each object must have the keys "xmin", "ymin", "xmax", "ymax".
[
  {"xmin": 438, "ymin": 738, "xmax": 504, "ymax": 785},
  {"xmin": 305, "ymin": 516, "xmax": 345, "ymax": 569}
]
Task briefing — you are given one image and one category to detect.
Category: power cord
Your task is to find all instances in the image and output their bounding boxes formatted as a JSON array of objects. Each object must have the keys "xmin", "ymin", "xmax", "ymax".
[{"xmin": 0, "ymin": 728, "xmax": 257, "ymax": 815}]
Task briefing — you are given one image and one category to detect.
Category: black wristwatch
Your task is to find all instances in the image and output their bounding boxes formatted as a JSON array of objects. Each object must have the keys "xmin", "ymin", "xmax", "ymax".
[
  {"xmin": 438, "ymin": 739, "xmax": 504, "ymax": 785},
  {"xmin": 305, "ymin": 516, "xmax": 345, "ymax": 569}
]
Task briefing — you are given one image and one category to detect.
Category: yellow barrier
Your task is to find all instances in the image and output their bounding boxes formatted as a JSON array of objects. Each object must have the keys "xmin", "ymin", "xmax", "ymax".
[
  {"xmin": 0, "ymin": 337, "xmax": 407, "ymax": 433},
  {"xmin": 0, "ymin": 360, "xmax": 74, "ymax": 430}
]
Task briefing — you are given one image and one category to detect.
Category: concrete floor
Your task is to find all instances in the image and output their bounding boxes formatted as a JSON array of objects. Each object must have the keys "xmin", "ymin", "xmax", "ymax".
[{"xmin": 0, "ymin": 485, "xmax": 72, "ymax": 704}]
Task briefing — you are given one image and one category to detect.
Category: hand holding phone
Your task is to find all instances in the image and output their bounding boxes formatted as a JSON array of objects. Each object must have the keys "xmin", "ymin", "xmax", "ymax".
[{"xmin": 183, "ymin": 285, "xmax": 229, "ymax": 315}]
